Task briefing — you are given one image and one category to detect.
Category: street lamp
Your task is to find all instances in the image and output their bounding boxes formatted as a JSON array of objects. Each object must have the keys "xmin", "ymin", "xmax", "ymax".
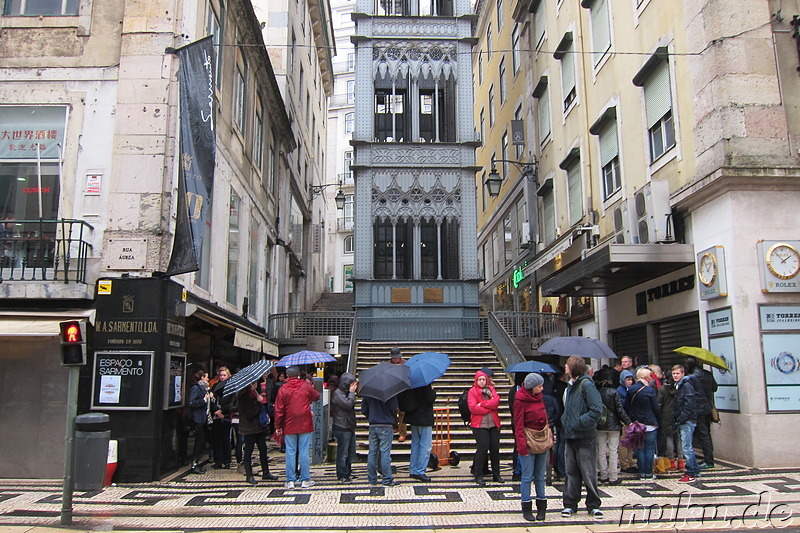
[
  {"xmin": 485, "ymin": 158, "xmax": 538, "ymax": 197},
  {"xmin": 309, "ymin": 182, "xmax": 347, "ymax": 210}
]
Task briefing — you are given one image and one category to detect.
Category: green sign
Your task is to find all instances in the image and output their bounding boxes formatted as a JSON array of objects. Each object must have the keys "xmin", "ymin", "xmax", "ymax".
[{"xmin": 512, "ymin": 266, "xmax": 526, "ymax": 288}]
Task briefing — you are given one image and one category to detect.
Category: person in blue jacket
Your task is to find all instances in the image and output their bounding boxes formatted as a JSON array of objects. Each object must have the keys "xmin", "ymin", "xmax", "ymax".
[{"xmin": 625, "ymin": 367, "xmax": 661, "ymax": 481}]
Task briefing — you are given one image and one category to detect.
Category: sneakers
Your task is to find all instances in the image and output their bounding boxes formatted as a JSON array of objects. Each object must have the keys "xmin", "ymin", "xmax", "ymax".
[
  {"xmin": 699, "ymin": 462, "xmax": 715, "ymax": 470},
  {"xmin": 561, "ymin": 508, "xmax": 574, "ymax": 518},
  {"xmin": 589, "ymin": 508, "xmax": 604, "ymax": 519},
  {"xmin": 678, "ymin": 474, "xmax": 696, "ymax": 483},
  {"xmin": 383, "ymin": 479, "xmax": 401, "ymax": 486},
  {"xmin": 607, "ymin": 478, "xmax": 622, "ymax": 485},
  {"xmin": 285, "ymin": 481, "xmax": 295, "ymax": 490},
  {"xmin": 300, "ymin": 480, "xmax": 315, "ymax": 489}
]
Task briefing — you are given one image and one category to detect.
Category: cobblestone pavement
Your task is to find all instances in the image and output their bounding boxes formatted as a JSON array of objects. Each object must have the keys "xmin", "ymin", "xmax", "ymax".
[{"xmin": 1, "ymin": 451, "xmax": 799, "ymax": 532}]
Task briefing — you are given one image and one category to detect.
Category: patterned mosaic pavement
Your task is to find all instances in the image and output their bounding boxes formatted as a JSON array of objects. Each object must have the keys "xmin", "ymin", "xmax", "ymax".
[{"xmin": 1, "ymin": 453, "xmax": 800, "ymax": 532}]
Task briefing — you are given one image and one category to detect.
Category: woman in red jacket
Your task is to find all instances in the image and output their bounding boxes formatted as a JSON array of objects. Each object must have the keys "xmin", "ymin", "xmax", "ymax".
[
  {"xmin": 513, "ymin": 372, "xmax": 550, "ymax": 521},
  {"xmin": 467, "ymin": 369, "xmax": 502, "ymax": 486}
]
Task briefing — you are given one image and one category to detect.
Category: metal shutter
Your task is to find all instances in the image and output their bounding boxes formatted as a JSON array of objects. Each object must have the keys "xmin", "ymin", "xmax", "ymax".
[
  {"xmin": 655, "ymin": 313, "xmax": 701, "ymax": 370},
  {"xmin": 612, "ymin": 325, "xmax": 648, "ymax": 364}
]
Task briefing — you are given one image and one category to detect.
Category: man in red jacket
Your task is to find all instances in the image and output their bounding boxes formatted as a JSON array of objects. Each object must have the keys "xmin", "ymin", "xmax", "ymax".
[{"xmin": 274, "ymin": 366, "xmax": 321, "ymax": 489}]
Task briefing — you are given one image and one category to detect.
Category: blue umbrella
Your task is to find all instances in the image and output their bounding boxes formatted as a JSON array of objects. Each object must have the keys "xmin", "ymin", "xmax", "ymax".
[
  {"xmin": 404, "ymin": 351, "xmax": 451, "ymax": 388},
  {"xmin": 278, "ymin": 350, "xmax": 337, "ymax": 367},
  {"xmin": 505, "ymin": 360, "xmax": 560, "ymax": 374}
]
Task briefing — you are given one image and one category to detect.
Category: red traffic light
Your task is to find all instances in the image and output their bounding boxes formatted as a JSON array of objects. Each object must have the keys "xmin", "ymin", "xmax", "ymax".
[{"xmin": 59, "ymin": 320, "xmax": 84, "ymax": 344}]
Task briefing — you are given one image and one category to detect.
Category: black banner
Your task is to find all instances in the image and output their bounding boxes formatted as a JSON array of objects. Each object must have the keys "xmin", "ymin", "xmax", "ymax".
[{"xmin": 167, "ymin": 36, "xmax": 216, "ymax": 275}]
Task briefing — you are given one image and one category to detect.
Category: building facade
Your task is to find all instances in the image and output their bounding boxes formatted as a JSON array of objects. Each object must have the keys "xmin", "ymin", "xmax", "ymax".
[
  {"xmin": 0, "ymin": 0, "xmax": 305, "ymax": 480},
  {"xmin": 350, "ymin": 0, "xmax": 483, "ymax": 339},
  {"xmin": 474, "ymin": 0, "xmax": 800, "ymax": 466}
]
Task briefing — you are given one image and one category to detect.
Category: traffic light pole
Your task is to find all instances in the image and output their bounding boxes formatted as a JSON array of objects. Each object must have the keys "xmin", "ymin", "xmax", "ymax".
[{"xmin": 60, "ymin": 365, "xmax": 79, "ymax": 525}]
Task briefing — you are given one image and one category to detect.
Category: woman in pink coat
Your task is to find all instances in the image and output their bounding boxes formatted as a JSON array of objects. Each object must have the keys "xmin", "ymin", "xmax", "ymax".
[{"xmin": 467, "ymin": 369, "xmax": 503, "ymax": 486}]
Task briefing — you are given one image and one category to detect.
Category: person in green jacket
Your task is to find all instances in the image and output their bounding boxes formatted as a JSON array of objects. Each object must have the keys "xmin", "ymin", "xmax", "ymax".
[{"xmin": 560, "ymin": 355, "xmax": 604, "ymax": 520}]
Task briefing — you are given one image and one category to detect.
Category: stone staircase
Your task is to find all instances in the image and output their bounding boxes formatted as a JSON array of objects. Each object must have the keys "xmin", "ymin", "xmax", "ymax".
[
  {"xmin": 312, "ymin": 292, "xmax": 354, "ymax": 311},
  {"xmin": 352, "ymin": 340, "xmax": 515, "ymax": 464}
]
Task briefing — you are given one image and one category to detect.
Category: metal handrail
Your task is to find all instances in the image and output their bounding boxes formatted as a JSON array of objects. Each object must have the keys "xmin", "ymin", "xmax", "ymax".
[
  {"xmin": 487, "ymin": 312, "xmax": 525, "ymax": 370},
  {"xmin": 0, "ymin": 218, "xmax": 94, "ymax": 283},
  {"xmin": 346, "ymin": 310, "xmax": 359, "ymax": 375}
]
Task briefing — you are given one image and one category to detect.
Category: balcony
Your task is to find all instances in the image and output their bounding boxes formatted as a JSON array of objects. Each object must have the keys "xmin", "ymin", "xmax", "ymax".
[
  {"xmin": 337, "ymin": 172, "xmax": 354, "ymax": 186},
  {"xmin": 337, "ymin": 217, "xmax": 354, "ymax": 232},
  {"xmin": 1, "ymin": 219, "xmax": 93, "ymax": 284}
]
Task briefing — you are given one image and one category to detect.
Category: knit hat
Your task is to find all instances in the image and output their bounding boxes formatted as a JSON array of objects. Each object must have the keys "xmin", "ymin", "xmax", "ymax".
[{"xmin": 523, "ymin": 372, "xmax": 545, "ymax": 390}]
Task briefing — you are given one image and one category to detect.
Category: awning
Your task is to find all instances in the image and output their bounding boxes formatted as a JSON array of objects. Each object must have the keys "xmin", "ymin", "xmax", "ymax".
[
  {"xmin": 540, "ymin": 242, "xmax": 695, "ymax": 297},
  {"xmin": 523, "ymin": 234, "xmax": 575, "ymax": 277},
  {"xmin": 0, "ymin": 309, "xmax": 96, "ymax": 337},
  {"xmin": 233, "ymin": 328, "xmax": 279, "ymax": 356}
]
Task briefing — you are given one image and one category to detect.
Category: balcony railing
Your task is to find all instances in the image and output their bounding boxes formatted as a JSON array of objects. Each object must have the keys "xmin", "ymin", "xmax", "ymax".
[
  {"xmin": 491, "ymin": 311, "xmax": 568, "ymax": 339},
  {"xmin": 337, "ymin": 172, "xmax": 354, "ymax": 186},
  {"xmin": 0, "ymin": 219, "xmax": 93, "ymax": 283},
  {"xmin": 337, "ymin": 217, "xmax": 354, "ymax": 232},
  {"xmin": 268, "ymin": 311, "xmax": 355, "ymax": 341}
]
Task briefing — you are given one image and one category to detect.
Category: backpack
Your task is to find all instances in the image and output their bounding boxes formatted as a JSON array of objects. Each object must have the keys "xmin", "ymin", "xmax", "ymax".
[{"xmin": 457, "ymin": 389, "xmax": 471, "ymax": 425}]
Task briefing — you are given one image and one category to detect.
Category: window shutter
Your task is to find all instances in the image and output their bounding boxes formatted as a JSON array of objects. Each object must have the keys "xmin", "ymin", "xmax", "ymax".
[
  {"xmin": 591, "ymin": 0, "xmax": 610, "ymax": 63},
  {"xmin": 644, "ymin": 60, "xmax": 671, "ymax": 128},
  {"xmin": 561, "ymin": 47, "xmax": 575, "ymax": 101},
  {"xmin": 537, "ymin": 87, "xmax": 551, "ymax": 143},
  {"xmin": 598, "ymin": 120, "xmax": 618, "ymax": 167},
  {"xmin": 534, "ymin": 3, "xmax": 546, "ymax": 47},
  {"xmin": 567, "ymin": 164, "xmax": 582, "ymax": 224}
]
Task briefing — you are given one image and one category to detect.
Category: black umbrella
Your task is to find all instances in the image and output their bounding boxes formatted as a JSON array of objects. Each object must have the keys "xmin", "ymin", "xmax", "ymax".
[
  {"xmin": 358, "ymin": 361, "xmax": 411, "ymax": 402},
  {"xmin": 222, "ymin": 359, "xmax": 274, "ymax": 397},
  {"xmin": 538, "ymin": 336, "xmax": 617, "ymax": 359}
]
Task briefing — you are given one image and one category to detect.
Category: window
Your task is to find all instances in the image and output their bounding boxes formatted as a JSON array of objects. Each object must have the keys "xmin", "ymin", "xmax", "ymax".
[
  {"xmin": 541, "ymin": 187, "xmax": 555, "ymax": 244},
  {"xmin": 516, "ymin": 198, "xmax": 528, "ymax": 248},
  {"xmin": 254, "ymin": 95, "xmax": 265, "ymax": 173},
  {"xmin": 496, "ymin": 0, "xmax": 504, "ymax": 30},
  {"xmin": 514, "ymin": 105, "xmax": 524, "ymax": 159},
  {"xmin": 589, "ymin": 0, "xmax": 611, "ymax": 66},
  {"xmin": 596, "ymin": 117, "xmax": 621, "ymax": 199},
  {"xmin": 343, "ymin": 234, "xmax": 354, "ymax": 254},
  {"xmin": 501, "ymin": 131, "xmax": 509, "ymax": 178},
  {"xmin": 533, "ymin": 0, "xmax": 546, "ymax": 49},
  {"xmin": 345, "ymin": 112, "xmax": 354, "ymax": 133},
  {"xmin": 248, "ymin": 221, "xmax": 261, "ymax": 319},
  {"xmin": 233, "ymin": 49, "xmax": 247, "ymax": 133},
  {"xmin": 511, "ymin": 25, "xmax": 521, "ymax": 75},
  {"xmin": 269, "ymin": 136, "xmax": 277, "ymax": 195},
  {"xmin": 566, "ymin": 162, "xmax": 583, "ymax": 225},
  {"xmin": 559, "ymin": 43, "xmax": 576, "ymax": 111},
  {"xmin": 478, "ymin": 51, "xmax": 484, "ymax": 85},
  {"xmin": 347, "ymin": 52, "xmax": 356, "ymax": 70},
  {"xmin": 342, "ymin": 194, "xmax": 354, "ymax": 230},
  {"xmin": 343, "ymin": 150, "xmax": 353, "ymax": 181},
  {"xmin": 534, "ymin": 78, "xmax": 551, "ymax": 144},
  {"xmin": 498, "ymin": 57, "xmax": 507, "ymax": 104},
  {"xmin": 4, "ymin": 0, "xmax": 78, "ymax": 15},
  {"xmin": 488, "ymin": 86, "xmax": 495, "ymax": 126},
  {"xmin": 206, "ymin": 2, "xmax": 223, "ymax": 88},
  {"xmin": 487, "ymin": 23, "xmax": 492, "ymax": 59},
  {"xmin": 347, "ymin": 80, "xmax": 355, "ymax": 103},
  {"xmin": 503, "ymin": 213, "xmax": 512, "ymax": 265},
  {"xmin": 642, "ymin": 60, "xmax": 675, "ymax": 162},
  {"xmin": 492, "ymin": 227, "xmax": 502, "ymax": 275},
  {"xmin": 480, "ymin": 109, "xmax": 485, "ymax": 143},
  {"xmin": 306, "ymin": 91, "xmax": 311, "ymax": 128},
  {"xmin": 226, "ymin": 189, "xmax": 241, "ymax": 305}
]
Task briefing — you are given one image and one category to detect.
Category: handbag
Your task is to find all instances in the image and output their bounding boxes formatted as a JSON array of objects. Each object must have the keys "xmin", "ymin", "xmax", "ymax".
[
  {"xmin": 257, "ymin": 404, "xmax": 270, "ymax": 428},
  {"xmin": 524, "ymin": 424, "xmax": 554, "ymax": 454}
]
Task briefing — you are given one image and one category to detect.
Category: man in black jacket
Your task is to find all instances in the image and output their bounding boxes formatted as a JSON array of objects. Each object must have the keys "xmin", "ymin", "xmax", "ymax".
[
  {"xmin": 401, "ymin": 383, "xmax": 437, "ymax": 482},
  {"xmin": 684, "ymin": 356, "xmax": 717, "ymax": 469},
  {"xmin": 672, "ymin": 365, "xmax": 700, "ymax": 482},
  {"xmin": 596, "ymin": 378, "xmax": 631, "ymax": 485}
]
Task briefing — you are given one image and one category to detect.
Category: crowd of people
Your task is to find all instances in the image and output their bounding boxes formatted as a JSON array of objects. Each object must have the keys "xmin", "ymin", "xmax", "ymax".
[{"xmin": 186, "ymin": 348, "xmax": 718, "ymax": 523}]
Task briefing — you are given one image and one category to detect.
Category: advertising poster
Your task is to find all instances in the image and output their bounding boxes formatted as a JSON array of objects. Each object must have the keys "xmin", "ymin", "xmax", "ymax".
[
  {"xmin": 709, "ymin": 335, "xmax": 739, "ymax": 411},
  {"xmin": 91, "ymin": 351, "xmax": 154, "ymax": 410}
]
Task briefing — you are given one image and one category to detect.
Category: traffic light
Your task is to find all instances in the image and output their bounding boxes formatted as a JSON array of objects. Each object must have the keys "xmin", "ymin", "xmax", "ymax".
[{"xmin": 59, "ymin": 320, "xmax": 87, "ymax": 366}]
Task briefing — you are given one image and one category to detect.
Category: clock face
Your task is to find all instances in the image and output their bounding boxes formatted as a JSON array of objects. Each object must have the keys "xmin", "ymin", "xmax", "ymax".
[
  {"xmin": 766, "ymin": 243, "xmax": 800, "ymax": 280},
  {"xmin": 698, "ymin": 253, "xmax": 717, "ymax": 286},
  {"xmin": 775, "ymin": 352, "xmax": 797, "ymax": 374}
]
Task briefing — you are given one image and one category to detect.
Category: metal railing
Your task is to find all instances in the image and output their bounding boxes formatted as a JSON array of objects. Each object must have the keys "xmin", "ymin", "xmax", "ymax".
[
  {"xmin": 337, "ymin": 217, "xmax": 354, "ymax": 232},
  {"xmin": 0, "ymin": 219, "xmax": 93, "ymax": 283},
  {"xmin": 491, "ymin": 311, "xmax": 569, "ymax": 339},
  {"xmin": 354, "ymin": 317, "xmax": 486, "ymax": 341},
  {"xmin": 268, "ymin": 311, "xmax": 355, "ymax": 341},
  {"xmin": 488, "ymin": 312, "xmax": 525, "ymax": 370}
]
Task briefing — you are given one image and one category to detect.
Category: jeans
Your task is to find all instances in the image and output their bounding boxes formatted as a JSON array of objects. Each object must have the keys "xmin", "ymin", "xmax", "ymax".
[
  {"xmin": 284, "ymin": 432, "xmax": 312, "ymax": 483},
  {"xmin": 563, "ymin": 436, "xmax": 601, "ymax": 511},
  {"xmin": 410, "ymin": 425, "xmax": 433, "ymax": 476},
  {"xmin": 334, "ymin": 429, "xmax": 356, "ymax": 480},
  {"xmin": 596, "ymin": 430, "xmax": 620, "ymax": 481},
  {"xmin": 519, "ymin": 451, "xmax": 547, "ymax": 502},
  {"xmin": 635, "ymin": 429, "xmax": 658, "ymax": 477},
  {"xmin": 472, "ymin": 427, "xmax": 500, "ymax": 478},
  {"xmin": 367, "ymin": 425, "xmax": 394, "ymax": 484},
  {"xmin": 693, "ymin": 413, "xmax": 714, "ymax": 465},
  {"xmin": 679, "ymin": 421, "xmax": 699, "ymax": 476}
]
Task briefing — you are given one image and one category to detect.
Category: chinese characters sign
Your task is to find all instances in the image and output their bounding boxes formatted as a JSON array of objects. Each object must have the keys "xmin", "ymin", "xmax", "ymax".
[{"xmin": 0, "ymin": 106, "xmax": 67, "ymax": 159}]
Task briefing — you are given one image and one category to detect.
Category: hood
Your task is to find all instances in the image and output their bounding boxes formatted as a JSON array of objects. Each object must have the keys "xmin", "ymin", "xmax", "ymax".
[
  {"xmin": 282, "ymin": 377, "xmax": 305, "ymax": 391},
  {"xmin": 515, "ymin": 385, "xmax": 542, "ymax": 404},
  {"xmin": 339, "ymin": 372, "xmax": 356, "ymax": 391},
  {"xmin": 620, "ymin": 370, "xmax": 635, "ymax": 386},
  {"xmin": 473, "ymin": 370, "xmax": 489, "ymax": 387}
]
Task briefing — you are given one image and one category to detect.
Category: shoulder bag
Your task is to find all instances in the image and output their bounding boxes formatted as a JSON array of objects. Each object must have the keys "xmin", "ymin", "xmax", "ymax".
[{"xmin": 524, "ymin": 424, "xmax": 554, "ymax": 454}]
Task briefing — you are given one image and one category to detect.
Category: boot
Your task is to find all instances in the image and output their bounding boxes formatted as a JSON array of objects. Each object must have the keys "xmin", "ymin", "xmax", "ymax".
[
  {"xmin": 244, "ymin": 461, "xmax": 257, "ymax": 485},
  {"xmin": 261, "ymin": 460, "xmax": 278, "ymax": 481},
  {"xmin": 190, "ymin": 461, "xmax": 205, "ymax": 475},
  {"xmin": 535, "ymin": 499, "xmax": 547, "ymax": 521},
  {"xmin": 521, "ymin": 501, "xmax": 535, "ymax": 521},
  {"xmin": 475, "ymin": 476, "xmax": 485, "ymax": 486}
]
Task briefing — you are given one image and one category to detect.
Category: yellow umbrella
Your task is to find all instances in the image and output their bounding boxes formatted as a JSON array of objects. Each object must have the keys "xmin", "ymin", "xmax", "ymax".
[{"xmin": 673, "ymin": 346, "xmax": 729, "ymax": 371}]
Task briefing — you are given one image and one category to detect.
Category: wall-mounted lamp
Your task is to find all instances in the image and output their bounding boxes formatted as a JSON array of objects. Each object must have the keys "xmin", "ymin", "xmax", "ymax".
[
  {"xmin": 309, "ymin": 182, "xmax": 346, "ymax": 210},
  {"xmin": 485, "ymin": 158, "xmax": 538, "ymax": 197}
]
